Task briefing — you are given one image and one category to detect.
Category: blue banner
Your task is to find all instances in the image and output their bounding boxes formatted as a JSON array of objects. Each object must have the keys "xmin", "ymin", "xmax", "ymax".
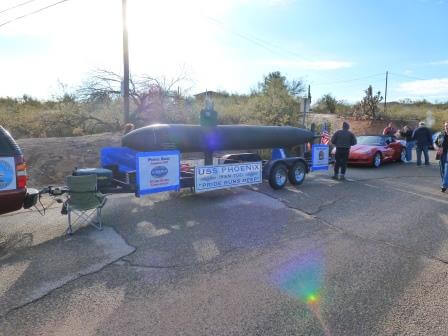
[
  {"xmin": 136, "ymin": 150, "xmax": 180, "ymax": 197},
  {"xmin": 311, "ymin": 145, "xmax": 329, "ymax": 172}
]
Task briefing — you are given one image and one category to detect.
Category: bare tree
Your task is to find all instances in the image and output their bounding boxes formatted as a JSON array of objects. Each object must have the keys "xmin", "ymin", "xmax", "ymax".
[{"xmin": 78, "ymin": 69, "xmax": 192, "ymax": 125}]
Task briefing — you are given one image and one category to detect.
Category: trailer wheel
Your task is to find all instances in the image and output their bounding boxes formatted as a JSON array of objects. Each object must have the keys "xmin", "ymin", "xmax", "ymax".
[
  {"xmin": 269, "ymin": 163, "xmax": 288, "ymax": 190},
  {"xmin": 288, "ymin": 161, "xmax": 306, "ymax": 185}
]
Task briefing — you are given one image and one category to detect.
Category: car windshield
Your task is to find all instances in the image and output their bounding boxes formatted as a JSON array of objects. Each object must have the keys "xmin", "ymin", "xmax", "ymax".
[{"xmin": 356, "ymin": 136, "xmax": 385, "ymax": 146}]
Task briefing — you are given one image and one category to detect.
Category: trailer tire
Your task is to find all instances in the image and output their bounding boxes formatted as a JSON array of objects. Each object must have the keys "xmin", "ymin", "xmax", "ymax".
[
  {"xmin": 288, "ymin": 161, "xmax": 306, "ymax": 185},
  {"xmin": 269, "ymin": 163, "xmax": 288, "ymax": 190}
]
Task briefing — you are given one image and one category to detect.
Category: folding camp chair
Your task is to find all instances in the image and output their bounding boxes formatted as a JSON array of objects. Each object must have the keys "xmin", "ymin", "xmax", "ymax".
[{"xmin": 64, "ymin": 174, "xmax": 107, "ymax": 235}]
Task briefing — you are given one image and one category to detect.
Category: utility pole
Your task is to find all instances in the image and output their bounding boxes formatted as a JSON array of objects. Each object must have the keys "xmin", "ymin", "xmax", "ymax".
[
  {"xmin": 122, "ymin": 0, "xmax": 130, "ymax": 123},
  {"xmin": 384, "ymin": 71, "xmax": 388, "ymax": 115},
  {"xmin": 302, "ymin": 85, "xmax": 311, "ymax": 127}
]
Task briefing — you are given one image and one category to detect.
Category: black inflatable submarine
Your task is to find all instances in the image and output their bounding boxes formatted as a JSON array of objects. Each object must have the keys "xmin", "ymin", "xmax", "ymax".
[{"xmin": 122, "ymin": 124, "xmax": 314, "ymax": 152}]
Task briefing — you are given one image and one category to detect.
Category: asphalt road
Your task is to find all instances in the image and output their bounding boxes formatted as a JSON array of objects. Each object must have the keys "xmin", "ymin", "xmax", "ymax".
[{"xmin": 1, "ymin": 157, "xmax": 447, "ymax": 336}]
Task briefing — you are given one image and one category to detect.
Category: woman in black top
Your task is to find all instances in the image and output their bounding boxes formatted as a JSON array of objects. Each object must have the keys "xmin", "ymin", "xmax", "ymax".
[
  {"xmin": 435, "ymin": 122, "xmax": 448, "ymax": 192},
  {"xmin": 399, "ymin": 125, "xmax": 414, "ymax": 162}
]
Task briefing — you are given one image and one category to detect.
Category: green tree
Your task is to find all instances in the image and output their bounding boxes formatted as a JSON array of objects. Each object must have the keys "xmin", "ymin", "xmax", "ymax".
[
  {"xmin": 258, "ymin": 71, "xmax": 305, "ymax": 97},
  {"xmin": 248, "ymin": 72, "xmax": 303, "ymax": 126},
  {"xmin": 315, "ymin": 93, "xmax": 338, "ymax": 114}
]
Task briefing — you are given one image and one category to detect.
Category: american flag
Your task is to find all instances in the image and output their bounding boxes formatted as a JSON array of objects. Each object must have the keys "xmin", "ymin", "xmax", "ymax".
[{"xmin": 321, "ymin": 125, "xmax": 331, "ymax": 145}]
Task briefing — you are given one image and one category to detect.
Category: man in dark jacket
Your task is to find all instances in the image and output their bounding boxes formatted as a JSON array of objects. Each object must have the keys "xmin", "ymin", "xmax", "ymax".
[
  {"xmin": 412, "ymin": 121, "xmax": 432, "ymax": 166},
  {"xmin": 435, "ymin": 122, "xmax": 448, "ymax": 192},
  {"xmin": 331, "ymin": 121, "xmax": 357, "ymax": 180}
]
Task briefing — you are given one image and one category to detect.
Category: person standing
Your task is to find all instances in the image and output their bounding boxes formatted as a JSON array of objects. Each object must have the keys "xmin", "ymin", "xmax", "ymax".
[
  {"xmin": 412, "ymin": 121, "xmax": 432, "ymax": 166},
  {"xmin": 123, "ymin": 123, "xmax": 135, "ymax": 135},
  {"xmin": 383, "ymin": 122, "xmax": 397, "ymax": 136},
  {"xmin": 435, "ymin": 122, "xmax": 448, "ymax": 192},
  {"xmin": 331, "ymin": 121, "xmax": 357, "ymax": 180},
  {"xmin": 399, "ymin": 125, "xmax": 415, "ymax": 162}
]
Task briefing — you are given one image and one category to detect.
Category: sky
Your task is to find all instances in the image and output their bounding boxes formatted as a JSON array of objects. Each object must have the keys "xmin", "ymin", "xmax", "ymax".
[{"xmin": 1, "ymin": 0, "xmax": 448, "ymax": 103}]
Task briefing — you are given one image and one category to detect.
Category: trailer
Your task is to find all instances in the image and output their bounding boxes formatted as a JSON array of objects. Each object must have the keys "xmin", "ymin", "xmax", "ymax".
[
  {"xmin": 39, "ymin": 122, "xmax": 328, "ymax": 198},
  {"xmin": 95, "ymin": 146, "xmax": 311, "ymax": 196}
]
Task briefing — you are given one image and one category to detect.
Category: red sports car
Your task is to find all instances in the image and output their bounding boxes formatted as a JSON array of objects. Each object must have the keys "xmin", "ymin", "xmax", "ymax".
[{"xmin": 332, "ymin": 135, "xmax": 406, "ymax": 168}]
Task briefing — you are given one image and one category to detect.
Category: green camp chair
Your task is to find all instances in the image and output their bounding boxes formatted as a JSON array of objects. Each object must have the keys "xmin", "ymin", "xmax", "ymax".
[{"xmin": 65, "ymin": 174, "xmax": 107, "ymax": 235}]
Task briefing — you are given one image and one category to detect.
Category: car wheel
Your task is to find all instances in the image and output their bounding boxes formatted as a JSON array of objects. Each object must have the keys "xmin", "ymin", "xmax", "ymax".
[
  {"xmin": 288, "ymin": 161, "xmax": 306, "ymax": 185},
  {"xmin": 372, "ymin": 152, "xmax": 382, "ymax": 168},
  {"xmin": 399, "ymin": 147, "xmax": 406, "ymax": 162},
  {"xmin": 269, "ymin": 163, "xmax": 288, "ymax": 190}
]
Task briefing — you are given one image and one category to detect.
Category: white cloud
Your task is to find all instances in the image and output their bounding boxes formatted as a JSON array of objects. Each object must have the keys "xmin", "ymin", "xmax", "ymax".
[
  {"xmin": 417, "ymin": 0, "xmax": 445, "ymax": 3},
  {"xmin": 259, "ymin": 59, "xmax": 353, "ymax": 70},
  {"xmin": 429, "ymin": 60, "xmax": 448, "ymax": 65},
  {"xmin": 397, "ymin": 78, "xmax": 448, "ymax": 97},
  {"xmin": 267, "ymin": 0, "xmax": 297, "ymax": 6}
]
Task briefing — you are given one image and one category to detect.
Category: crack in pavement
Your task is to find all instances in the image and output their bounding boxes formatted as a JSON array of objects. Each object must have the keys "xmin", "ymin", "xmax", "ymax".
[
  {"xmin": 308, "ymin": 197, "xmax": 344, "ymax": 216},
  {"xmin": 0, "ymin": 227, "xmax": 136, "ymax": 319},
  {"xmin": 316, "ymin": 216, "xmax": 448, "ymax": 266},
  {"xmin": 249, "ymin": 187, "xmax": 448, "ymax": 267},
  {"xmin": 2, "ymin": 217, "xmax": 245, "ymax": 318},
  {"xmin": 351, "ymin": 175, "xmax": 448, "ymax": 206},
  {"xmin": 117, "ymin": 246, "xmax": 242, "ymax": 270},
  {"xmin": 1, "ymin": 252, "xmax": 131, "ymax": 319},
  {"xmin": 249, "ymin": 187, "xmax": 342, "ymax": 219},
  {"xmin": 116, "ymin": 259, "xmax": 186, "ymax": 269},
  {"xmin": 350, "ymin": 174, "xmax": 437, "ymax": 182}
]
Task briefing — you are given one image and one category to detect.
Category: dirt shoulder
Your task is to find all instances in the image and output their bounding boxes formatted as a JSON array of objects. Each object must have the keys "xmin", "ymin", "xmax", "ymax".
[{"xmin": 17, "ymin": 133, "xmax": 122, "ymax": 188}]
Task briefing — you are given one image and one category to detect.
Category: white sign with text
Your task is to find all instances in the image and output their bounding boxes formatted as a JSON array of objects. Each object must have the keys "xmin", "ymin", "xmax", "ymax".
[{"xmin": 195, "ymin": 162, "xmax": 262, "ymax": 193}]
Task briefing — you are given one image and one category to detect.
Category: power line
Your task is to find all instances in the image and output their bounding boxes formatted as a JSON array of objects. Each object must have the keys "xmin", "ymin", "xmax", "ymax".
[
  {"xmin": 204, "ymin": 16, "xmax": 292, "ymax": 59},
  {"xmin": 388, "ymin": 72, "xmax": 429, "ymax": 81},
  {"xmin": 0, "ymin": 0, "xmax": 71, "ymax": 29},
  {"xmin": 316, "ymin": 78, "xmax": 385, "ymax": 92},
  {"xmin": 204, "ymin": 15, "xmax": 315, "ymax": 63},
  {"xmin": 312, "ymin": 72, "xmax": 385, "ymax": 86},
  {"xmin": 0, "ymin": 0, "xmax": 40, "ymax": 15},
  {"xmin": 202, "ymin": 16, "xmax": 435, "ymax": 91},
  {"xmin": 205, "ymin": 16, "xmax": 388, "ymax": 89}
]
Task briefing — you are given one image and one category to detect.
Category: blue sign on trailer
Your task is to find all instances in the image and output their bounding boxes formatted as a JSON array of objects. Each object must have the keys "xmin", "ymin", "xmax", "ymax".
[
  {"xmin": 311, "ymin": 144, "xmax": 329, "ymax": 171},
  {"xmin": 136, "ymin": 150, "xmax": 180, "ymax": 197}
]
